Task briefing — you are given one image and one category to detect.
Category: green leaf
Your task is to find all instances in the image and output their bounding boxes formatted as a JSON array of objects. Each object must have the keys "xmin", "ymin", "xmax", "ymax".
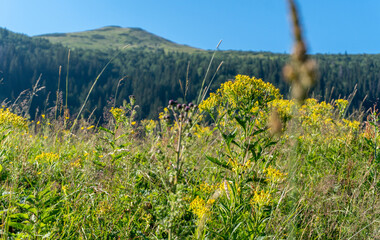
[
  {"xmin": 205, "ymin": 155, "xmax": 231, "ymax": 170},
  {"xmin": 98, "ymin": 126, "xmax": 114, "ymax": 135},
  {"xmin": 234, "ymin": 116, "xmax": 246, "ymax": 131},
  {"xmin": 9, "ymin": 212, "xmax": 29, "ymax": 220},
  {"xmin": 364, "ymin": 138, "xmax": 374, "ymax": 148},
  {"xmin": 8, "ymin": 221, "xmax": 26, "ymax": 230},
  {"xmin": 251, "ymin": 128, "xmax": 266, "ymax": 137},
  {"xmin": 231, "ymin": 140, "xmax": 241, "ymax": 148},
  {"xmin": 246, "ymin": 141, "xmax": 262, "ymax": 161},
  {"xmin": 265, "ymin": 141, "xmax": 277, "ymax": 148},
  {"xmin": 369, "ymin": 121, "xmax": 377, "ymax": 127},
  {"xmin": 222, "ymin": 130, "xmax": 237, "ymax": 147},
  {"xmin": 16, "ymin": 203, "xmax": 38, "ymax": 216},
  {"xmin": 92, "ymin": 160, "xmax": 106, "ymax": 167},
  {"xmin": 0, "ymin": 164, "xmax": 2, "ymax": 173}
]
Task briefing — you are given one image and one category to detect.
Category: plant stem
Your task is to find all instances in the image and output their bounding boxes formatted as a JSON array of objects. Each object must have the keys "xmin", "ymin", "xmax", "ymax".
[{"xmin": 174, "ymin": 121, "xmax": 183, "ymax": 186}]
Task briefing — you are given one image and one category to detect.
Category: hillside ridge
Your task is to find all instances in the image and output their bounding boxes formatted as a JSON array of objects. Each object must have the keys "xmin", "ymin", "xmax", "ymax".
[{"xmin": 34, "ymin": 26, "xmax": 201, "ymax": 53}]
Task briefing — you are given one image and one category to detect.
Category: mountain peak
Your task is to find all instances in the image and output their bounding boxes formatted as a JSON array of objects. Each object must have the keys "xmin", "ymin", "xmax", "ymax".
[{"xmin": 35, "ymin": 27, "xmax": 200, "ymax": 53}]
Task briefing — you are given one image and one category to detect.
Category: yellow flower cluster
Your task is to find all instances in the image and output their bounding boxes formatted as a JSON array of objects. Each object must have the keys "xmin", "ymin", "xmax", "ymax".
[
  {"xmin": 199, "ymin": 75, "xmax": 281, "ymax": 114},
  {"xmin": 220, "ymin": 75, "xmax": 281, "ymax": 108},
  {"xmin": 269, "ymin": 99, "xmax": 296, "ymax": 122},
  {"xmin": 199, "ymin": 92, "xmax": 219, "ymax": 112},
  {"xmin": 0, "ymin": 108, "xmax": 28, "ymax": 130},
  {"xmin": 35, "ymin": 152, "xmax": 59, "ymax": 164},
  {"xmin": 250, "ymin": 190, "xmax": 272, "ymax": 207},
  {"xmin": 343, "ymin": 119, "xmax": 360, "ymax": 130},
  {"xmin": 194, "ymin": 124, "xmax": 212, "ymax": 139},
  {"xmin": 70, "ymin": 159, "xmax": 81, "ymax": 168},
  {"xmin": 158, "ymin": 107, "xmax": 170, "ymax": 120},
  {"xmin": 264, "ymin": 166, "xmax": 287, "ymax": 183},
  {"xmin": 141, "ymin": 119, "xmax": 157, "ymax": 134},
  {"xmin": 228, "ymin": 159, "xmax": 252, "ymax": 173},
  {"xmin": 335, "ymin": 99, "xmax": 348, "ymax": 114},
  {"xmin": 189, "ymin": 196, "xmax": 209, "ymax": 219},
  {"xmin": 199, "ymin": 182, "xmax": 224, "ymax": 195},
  {"xmin": 300, "ymin": 99, "xmax": 334, "ymax": 127},
  {"xmin": 110, "ymin": 107, "xmax": 125, "ymax": 122}
]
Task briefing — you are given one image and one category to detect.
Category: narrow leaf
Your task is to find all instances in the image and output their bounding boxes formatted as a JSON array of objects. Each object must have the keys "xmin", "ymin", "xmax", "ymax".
[{"xmin": 205, "ymin": 155, "xmax": 231, "ymax": 170}]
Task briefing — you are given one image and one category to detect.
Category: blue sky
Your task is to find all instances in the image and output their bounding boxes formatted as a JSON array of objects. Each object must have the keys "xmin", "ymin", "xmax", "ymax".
[{"xmin": 1, "ymin": 0, "xmax": 380, "ymax": 54}]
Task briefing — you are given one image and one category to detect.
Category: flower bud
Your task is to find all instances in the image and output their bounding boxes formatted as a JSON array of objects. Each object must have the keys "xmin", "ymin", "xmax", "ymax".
[{"xmin": 129, "ymin": 95, "xmax": 136, "ymax": 106}]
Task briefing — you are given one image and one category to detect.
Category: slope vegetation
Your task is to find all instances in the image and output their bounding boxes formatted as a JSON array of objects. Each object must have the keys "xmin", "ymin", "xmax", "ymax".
[{"xmin": 36, "ymin": 26, "xmax": 200, "ymax": 53}]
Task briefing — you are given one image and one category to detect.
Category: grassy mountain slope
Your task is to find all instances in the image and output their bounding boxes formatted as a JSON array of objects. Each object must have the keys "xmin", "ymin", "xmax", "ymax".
[{"xmin": 35, "ymin": 26, "xmax": 201, "ymax": 53}]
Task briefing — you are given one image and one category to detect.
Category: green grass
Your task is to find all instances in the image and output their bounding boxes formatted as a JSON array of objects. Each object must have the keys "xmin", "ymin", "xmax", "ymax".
[{"xmin": 0, "ymin": 75, "xmax": 378, "ymax": 239}]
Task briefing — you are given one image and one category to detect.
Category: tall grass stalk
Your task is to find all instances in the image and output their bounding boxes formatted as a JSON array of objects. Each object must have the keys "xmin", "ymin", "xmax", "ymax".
[
  {"xmin": 200, "ymin": 61, "xmax": 223, "ymax": 102},
  {"xmin": 65, "ymin": 50, "xmax": 70, "ymax": 111},
  {"xmin": 114, "ymin": 76, "xmax": 126, "ymax": 108},
  {"xmin": 26, "ymin": 74, "xmax": 44, "ymax": 118},
  {"xmin": 55, "ymin": 65, "xmax": 62, "ymax": 120},
  {"xmin": 196, "ymin": 40, "xmax": 222, "ymax": 104},
  {"xmin": 70, "ymin": 45, "xmax": 129, "ymax": 132}
]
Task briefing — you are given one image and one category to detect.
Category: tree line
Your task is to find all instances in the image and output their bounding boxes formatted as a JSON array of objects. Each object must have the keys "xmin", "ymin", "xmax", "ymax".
[{"xmin": 0, "ymin": 27, "xmax": 379, "ymax": 121}]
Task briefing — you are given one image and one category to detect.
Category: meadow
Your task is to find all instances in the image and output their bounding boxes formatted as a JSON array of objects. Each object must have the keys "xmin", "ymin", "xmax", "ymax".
[
  {"xmin": 0, "ymin": 71, "xmax": 378, "ymax": 239},
  {"xmin": 0, "ymin": 1, "xmax": 379, "ymax": 239}
]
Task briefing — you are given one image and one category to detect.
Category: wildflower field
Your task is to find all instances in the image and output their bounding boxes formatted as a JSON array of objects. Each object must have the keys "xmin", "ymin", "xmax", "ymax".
[
  {"xmin": 0, "ymin": 73, "xmax": 378, "ymax": 239},
  {"xmin": 1, "ymin": 0, "xmax": 379, "ymax": 238}
]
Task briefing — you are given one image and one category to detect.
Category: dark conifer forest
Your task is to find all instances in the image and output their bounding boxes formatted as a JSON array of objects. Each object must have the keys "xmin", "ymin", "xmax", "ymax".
[{"xmin": 1, "ymin": 27, "xmax": 379, "ymax": 120}]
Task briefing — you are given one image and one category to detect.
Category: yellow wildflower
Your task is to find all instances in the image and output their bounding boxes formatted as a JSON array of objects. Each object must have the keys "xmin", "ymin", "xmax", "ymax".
[
  {"xmin": 199, "ymin": 75, "xmax": 281, "ymax": 124},
  {"xmin": 343, "ymin": 119, "xmax": 360, "ymax": 130},
  {"xmin": 35, "ymin": 152, "xmax": 59, "ymax": 164},
  {"xmin": 70, "ymin": 159, "xmax": 81, "ymax": 168},
  {"xmin": 335, "ymin": 99, "xmax": 348, "ymax": 114},
  {"xmin": 200, "ymin": 182, "xmax": 224, "ymax": 195},
  {"xmin": 110, "ymin": 107, "xmax": 126, "ymax": 122},
  {"xmin": 250, "ymin": 190, "xmax": 271, "ymax": 207},
  {"xmin": 189, "ymin": 196, "xmax": 208, "ymax": 219},
  {"xmin": 264, "ymin": 166, "xmax": 287, "ymax": 183},
  {"xmin": 142, "ymin": 119, "xmax": 156, "ymax": 133},
  {"xmin": 62, "ymin": 185, "xmax": 68, "ymax": 196},
  {"xmin": 199, "ymin": 92, "xmax": 219, "ymax": 112},
  {"xmin": 0, "ymin": 108, "xmax": 28, "ymax": 130}
]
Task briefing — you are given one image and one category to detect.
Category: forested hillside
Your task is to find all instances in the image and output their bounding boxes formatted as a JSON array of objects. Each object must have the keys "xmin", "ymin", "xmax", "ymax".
[{"xmin": 0, "ymin": 27, "xmax": 379, "ymax": 120}]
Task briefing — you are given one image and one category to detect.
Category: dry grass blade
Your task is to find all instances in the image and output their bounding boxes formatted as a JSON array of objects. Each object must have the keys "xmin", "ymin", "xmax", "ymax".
[
  {"xmin": 26, "ymin": 74, "xmax": 45, "ymax": 118},
  {"xmin": 65, "ymin": 50, "xmax": 70, "ymax": 111},
  {"xmin": 70, "ymin": 45, "xmax": 130, "ymax": 132},
  {"xmin": 114, "ymin": 76, "xmax": 126, "ymax": 107},
  {"xmin": 55, "ymin": 66, "xmax": 62, "ymax": 120},
  {"xmin": 197, "ymin": 40, "xmax": 222, "ymax": 104}
]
